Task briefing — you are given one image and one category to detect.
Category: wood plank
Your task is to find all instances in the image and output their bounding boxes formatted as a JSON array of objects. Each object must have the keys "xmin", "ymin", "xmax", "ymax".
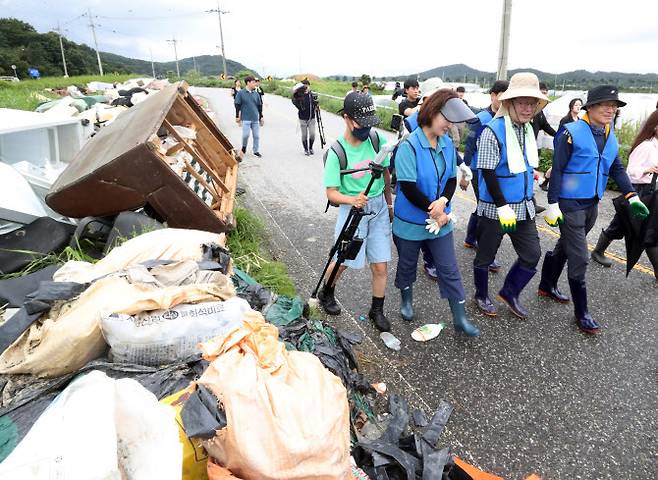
[
  {"xmin": 162, "ymin": 119, "xmax": 230, "ymax": 194},
  {"xmin": 182, "ymin": 159, "xmax": 220, "ymax": 204},
  {"xmin": 165, "ymin": 142, "xmax": 184, "ymax": 156},
  {"xmin": 176, "ymin": 95, "xmax": 237, "ymax": 169}
]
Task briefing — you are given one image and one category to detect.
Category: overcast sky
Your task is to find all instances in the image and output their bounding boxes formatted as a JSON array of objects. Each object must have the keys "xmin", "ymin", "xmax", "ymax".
[{"xmin": 3, "ymin": 0, "xmax": 657, "ymax": 77}]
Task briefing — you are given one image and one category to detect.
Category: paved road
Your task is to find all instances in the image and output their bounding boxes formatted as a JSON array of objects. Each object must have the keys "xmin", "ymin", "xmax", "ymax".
[{"xmin": 195, "ymin": 87, "xmax": 657, "ymax": 479}]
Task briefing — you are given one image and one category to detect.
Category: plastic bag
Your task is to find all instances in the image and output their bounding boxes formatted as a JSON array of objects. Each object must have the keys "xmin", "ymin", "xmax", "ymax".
[
  {"xmin": 198, "ymin": 311, "xmax": 352, "ymax": 480},
  {"xmin": 0, "ymin": 370, "xmax": 182, "ymax": 480},
  {"xmin": 101, "ymin": 297, "xmax": 250, "ymax": 366}
]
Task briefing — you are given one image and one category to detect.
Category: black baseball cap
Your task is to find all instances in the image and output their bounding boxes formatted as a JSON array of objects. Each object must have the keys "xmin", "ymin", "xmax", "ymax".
[
  {"xmin": 489, "ymin": 80, "xmax": 509, "ymax": 94},
  {"xmin": 338, "ymin": 92, "xmax": 381, "ymax": 127},
  {"xmin": 582, "ymin": 85, "xmax": 627, "ymax": 110}
]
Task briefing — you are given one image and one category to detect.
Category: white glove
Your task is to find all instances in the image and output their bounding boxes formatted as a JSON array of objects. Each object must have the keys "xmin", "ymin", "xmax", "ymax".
[
  {"xmin": 447, "ymin": 212, "xmax": 457, "ymax": 225},
  {"xmin": 458, "ymin": 163, "xmax": 473, "ymax": 182},
  {"xmin": 543, "ymin": 203, "xmax": 564, "ymax": 227},
  {"xmin": 425, "ymin": 218, "xmax": 441, "ymax": 235},
  {"xmin": 496, "ymin": 205, "xmax": 517, "ymax": 233}
]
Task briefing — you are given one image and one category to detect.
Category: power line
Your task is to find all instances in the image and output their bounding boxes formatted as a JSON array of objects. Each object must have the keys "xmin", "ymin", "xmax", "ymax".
[
  {"xmin": 96, "ymin": 11, "xmax": 207, "ymax": 21},
  {"xmin": 62, "ymin": 13, "xmax": 86, "ymax": 26}
]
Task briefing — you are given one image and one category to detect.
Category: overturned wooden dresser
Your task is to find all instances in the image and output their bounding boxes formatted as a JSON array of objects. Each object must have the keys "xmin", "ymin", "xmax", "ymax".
[{"xmin": 46, "ymin": 82, "xmax": 238, "ymax": 232}]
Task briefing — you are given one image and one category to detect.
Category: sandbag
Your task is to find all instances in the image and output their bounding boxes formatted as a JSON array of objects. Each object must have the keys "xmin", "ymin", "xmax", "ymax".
[
  {"xmin": 53, "ymin": 228, "xmax": 226, "ymax": 283},
  {"xmin": 0, "ymin": 370, "xmax": 182, "ymax": 480},
  {"xmin": 198, "ymin": 311, "xmax": 352, "ymax": 480},
  {"xmin": 101, "ymin": 297, "xmax": 250, "ymax": 366},
  {"xmin": 0, "ymin": 275, "xmax": 234, "ymax": 378}
]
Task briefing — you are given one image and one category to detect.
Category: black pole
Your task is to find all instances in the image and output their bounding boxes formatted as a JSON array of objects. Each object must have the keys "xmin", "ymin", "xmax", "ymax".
[{"xmin": 310, "ymin": 163, "xmax": 384, "ymax": 299}]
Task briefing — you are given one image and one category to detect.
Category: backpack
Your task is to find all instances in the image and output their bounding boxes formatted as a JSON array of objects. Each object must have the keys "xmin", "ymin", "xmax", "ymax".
[{"xmin": 322, "ymin": 130, "xmax": 381, "ymax": 210}]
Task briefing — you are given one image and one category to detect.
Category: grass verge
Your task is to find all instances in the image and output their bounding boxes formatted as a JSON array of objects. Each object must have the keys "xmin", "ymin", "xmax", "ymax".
[{"xmin": 227, "ymin": 207, "xmax": 297, "ymax": 297}]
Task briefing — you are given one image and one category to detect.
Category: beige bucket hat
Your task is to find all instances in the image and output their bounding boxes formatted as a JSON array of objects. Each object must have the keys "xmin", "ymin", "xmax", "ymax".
[{"xmin": 495, "ymin": 72, "xmax": 550, "ymax": 118}]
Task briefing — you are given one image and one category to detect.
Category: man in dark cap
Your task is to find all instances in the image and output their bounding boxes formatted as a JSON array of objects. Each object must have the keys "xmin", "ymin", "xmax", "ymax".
[
  {"xmin": 541, "ymin": 85, "xmax": 650, "ymax": 334},
  {"xmin": 319, "ymin": 92, "xmax": 393, "ymax": 332}
]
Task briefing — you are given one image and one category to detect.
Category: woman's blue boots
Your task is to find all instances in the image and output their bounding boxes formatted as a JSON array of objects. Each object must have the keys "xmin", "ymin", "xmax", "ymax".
[
  {"xmin": 449, "ymin": 299, "xmax": 480, "ymax": 337},
  {"xmin": 400, "ymin": 286, "xmax": 414, "ymax": 321}
]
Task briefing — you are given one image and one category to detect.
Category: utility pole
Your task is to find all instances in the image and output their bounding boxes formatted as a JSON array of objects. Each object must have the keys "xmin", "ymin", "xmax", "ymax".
[
  {"xmin": 193, "ymin": 55, "xmax": 198, "ymax": 72},
  {"xmin": 166, "ymin": 38, "xmax": 180, "ymax": 77},
  {"xmin": 87, "ymin": 8, "xmax": 103, "ymax": 76},
  {"xmin": 210, "ymin": 1, "xmax": 229, "ymax": 79},
  {"xmin": 496, "ymin": 0, "xmax": 512, "ymax": 80},
  {"xmin": 55, "ymin": 21, "xmax": 68, "ymax": 77},
  {"xmin": 150, "ymin": 48, "xmax": 156, "ymax": 78}
]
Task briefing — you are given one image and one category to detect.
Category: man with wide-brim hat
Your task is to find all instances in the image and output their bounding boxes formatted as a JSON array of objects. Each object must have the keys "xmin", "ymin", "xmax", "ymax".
[
  {"xmin": 541, "ymin": 85, "xmax": 649, "ymax": 334},
  {"xmin": 473, "ymin": 72, "xmax": 549, "ymax": 320}
]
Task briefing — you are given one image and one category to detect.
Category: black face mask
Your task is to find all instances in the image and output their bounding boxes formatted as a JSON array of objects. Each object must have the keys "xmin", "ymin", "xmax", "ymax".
[{"xmin": 352, "ymin": 126, "xmax": 371, "ymax": 141}]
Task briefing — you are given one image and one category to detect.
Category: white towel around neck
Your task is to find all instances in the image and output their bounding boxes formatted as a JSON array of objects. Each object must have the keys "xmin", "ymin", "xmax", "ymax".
[{"xmin": 504, "ymin": 115, "xmax": 539, "ymax": 174}]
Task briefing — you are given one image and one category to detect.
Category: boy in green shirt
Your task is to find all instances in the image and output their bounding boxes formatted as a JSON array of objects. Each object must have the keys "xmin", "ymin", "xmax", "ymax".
[{"xmin": 320, "ymin": 92, "xmax": 393, "ymax": 332}]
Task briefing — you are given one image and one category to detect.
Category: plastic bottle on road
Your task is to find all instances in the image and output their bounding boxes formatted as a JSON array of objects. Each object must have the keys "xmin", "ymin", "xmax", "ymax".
[{"xmin": 380, "ymin": 332, "xmax": 401, "ymax": 351}]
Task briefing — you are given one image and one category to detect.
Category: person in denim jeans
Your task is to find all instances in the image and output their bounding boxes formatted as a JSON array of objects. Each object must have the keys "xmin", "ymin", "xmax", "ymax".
[{"xmin": 235, "ymin": 75, "xmax": 263, "ymax": 157}]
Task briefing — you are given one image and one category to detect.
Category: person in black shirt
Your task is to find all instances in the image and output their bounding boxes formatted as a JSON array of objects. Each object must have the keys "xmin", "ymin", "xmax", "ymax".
[
  {"xmin": 456, "ymin": 86, "xmax": 469, "ymax": 106},
  {"xmin": 398, "ymin": 78, "xmax": 420, "ymax": 117},
  {"xmin": 392, "ymin": 81, "xmax": 404, "ymax": 101},
  {"xmin": 559, "ymin": 98, "xmax": 583, "ymax": 129},
  {"xmin": 530, "ymin": 82, "xmax": 557, "ymax": 212},
  {"xmin": 292, "ymin": 80, "xmax": 318, "ymax": 155},
  {"xmin": 531, "ymin": 82, "xmax": 557, "ymax": 139}
]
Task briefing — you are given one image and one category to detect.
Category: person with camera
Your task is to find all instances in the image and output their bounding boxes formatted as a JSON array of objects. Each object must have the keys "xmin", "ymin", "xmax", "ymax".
[
  {"xmin": 393, "ymin": 88, "xmax": 480, "ymax": 336},
  {"xmin": 319, "ymin": 92, "xmax": 393, "ymax": 332},
  {"xmin": 292, "ymin": 80, "xmax": 318, "ymax": 156}
]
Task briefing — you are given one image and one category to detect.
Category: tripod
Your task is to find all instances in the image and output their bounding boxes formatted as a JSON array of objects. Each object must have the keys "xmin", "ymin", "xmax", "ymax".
[
  {"xmin": 315, "ymin": 103, "xmax": 326, "ymax": 148},
  {"xmin": 310, "ymin": 162, "xmax": 385, "ymax": 301}
]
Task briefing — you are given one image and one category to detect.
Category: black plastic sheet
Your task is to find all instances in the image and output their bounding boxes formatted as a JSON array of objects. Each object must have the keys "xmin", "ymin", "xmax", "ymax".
[
  {"xmin": 180, "ymin": 384, "xmax": 226, "ymax": 439},
  {"xmin": 0, "ymin": 279, "xmax": 88, "ymax": 354},
  {"xmin": 353, "ymin": 395, "xmax": 458, "ymax": 479}
]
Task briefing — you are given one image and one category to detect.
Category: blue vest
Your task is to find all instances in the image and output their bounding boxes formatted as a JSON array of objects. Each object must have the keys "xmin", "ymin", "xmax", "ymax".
[
  {"xmin": 559, "ymin": 120, "xmax": 618, "ymax": 200},
  {"xmin": 478, "ymin": 117, "xmax": 534, "ymax": 204},
  {"xmin": 470, "ymin": 109, "xmax": 494, "ymax": 170},
  {"xmin": 395, "ymin": 129, "xmax": 455, "ymax": 225},
  {"xmin": 404, "ymin": 111, "xmax": 419, "ymax": 132}
]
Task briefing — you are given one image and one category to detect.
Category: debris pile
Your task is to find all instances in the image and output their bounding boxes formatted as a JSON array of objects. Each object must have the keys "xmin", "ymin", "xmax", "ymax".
[{"xmin": 0, "ymin": 81, "xmax": 532, "ymax": 479}]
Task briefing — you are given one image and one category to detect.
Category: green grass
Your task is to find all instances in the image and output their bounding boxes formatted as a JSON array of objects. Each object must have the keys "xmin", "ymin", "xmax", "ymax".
[
  {"xmin": 227, "ymin": 207, "xmax": 296, "ymax": 297},
  {"xmin": 0, "ymin": 74, "xmax": 136, "ymax": 111},
  {"xmin": 0, "ymin": 241, "xmax": 98, "ymax": 280}
]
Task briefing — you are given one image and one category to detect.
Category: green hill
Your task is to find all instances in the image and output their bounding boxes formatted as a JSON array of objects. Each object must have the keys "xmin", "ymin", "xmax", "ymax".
[
  {"xmin": 408, "ymin": 63, "xmax": 658, "ymax": 92},
  {"xmin": 0, "ymin": 18, "xmax": 255, "ymax": 78}
]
